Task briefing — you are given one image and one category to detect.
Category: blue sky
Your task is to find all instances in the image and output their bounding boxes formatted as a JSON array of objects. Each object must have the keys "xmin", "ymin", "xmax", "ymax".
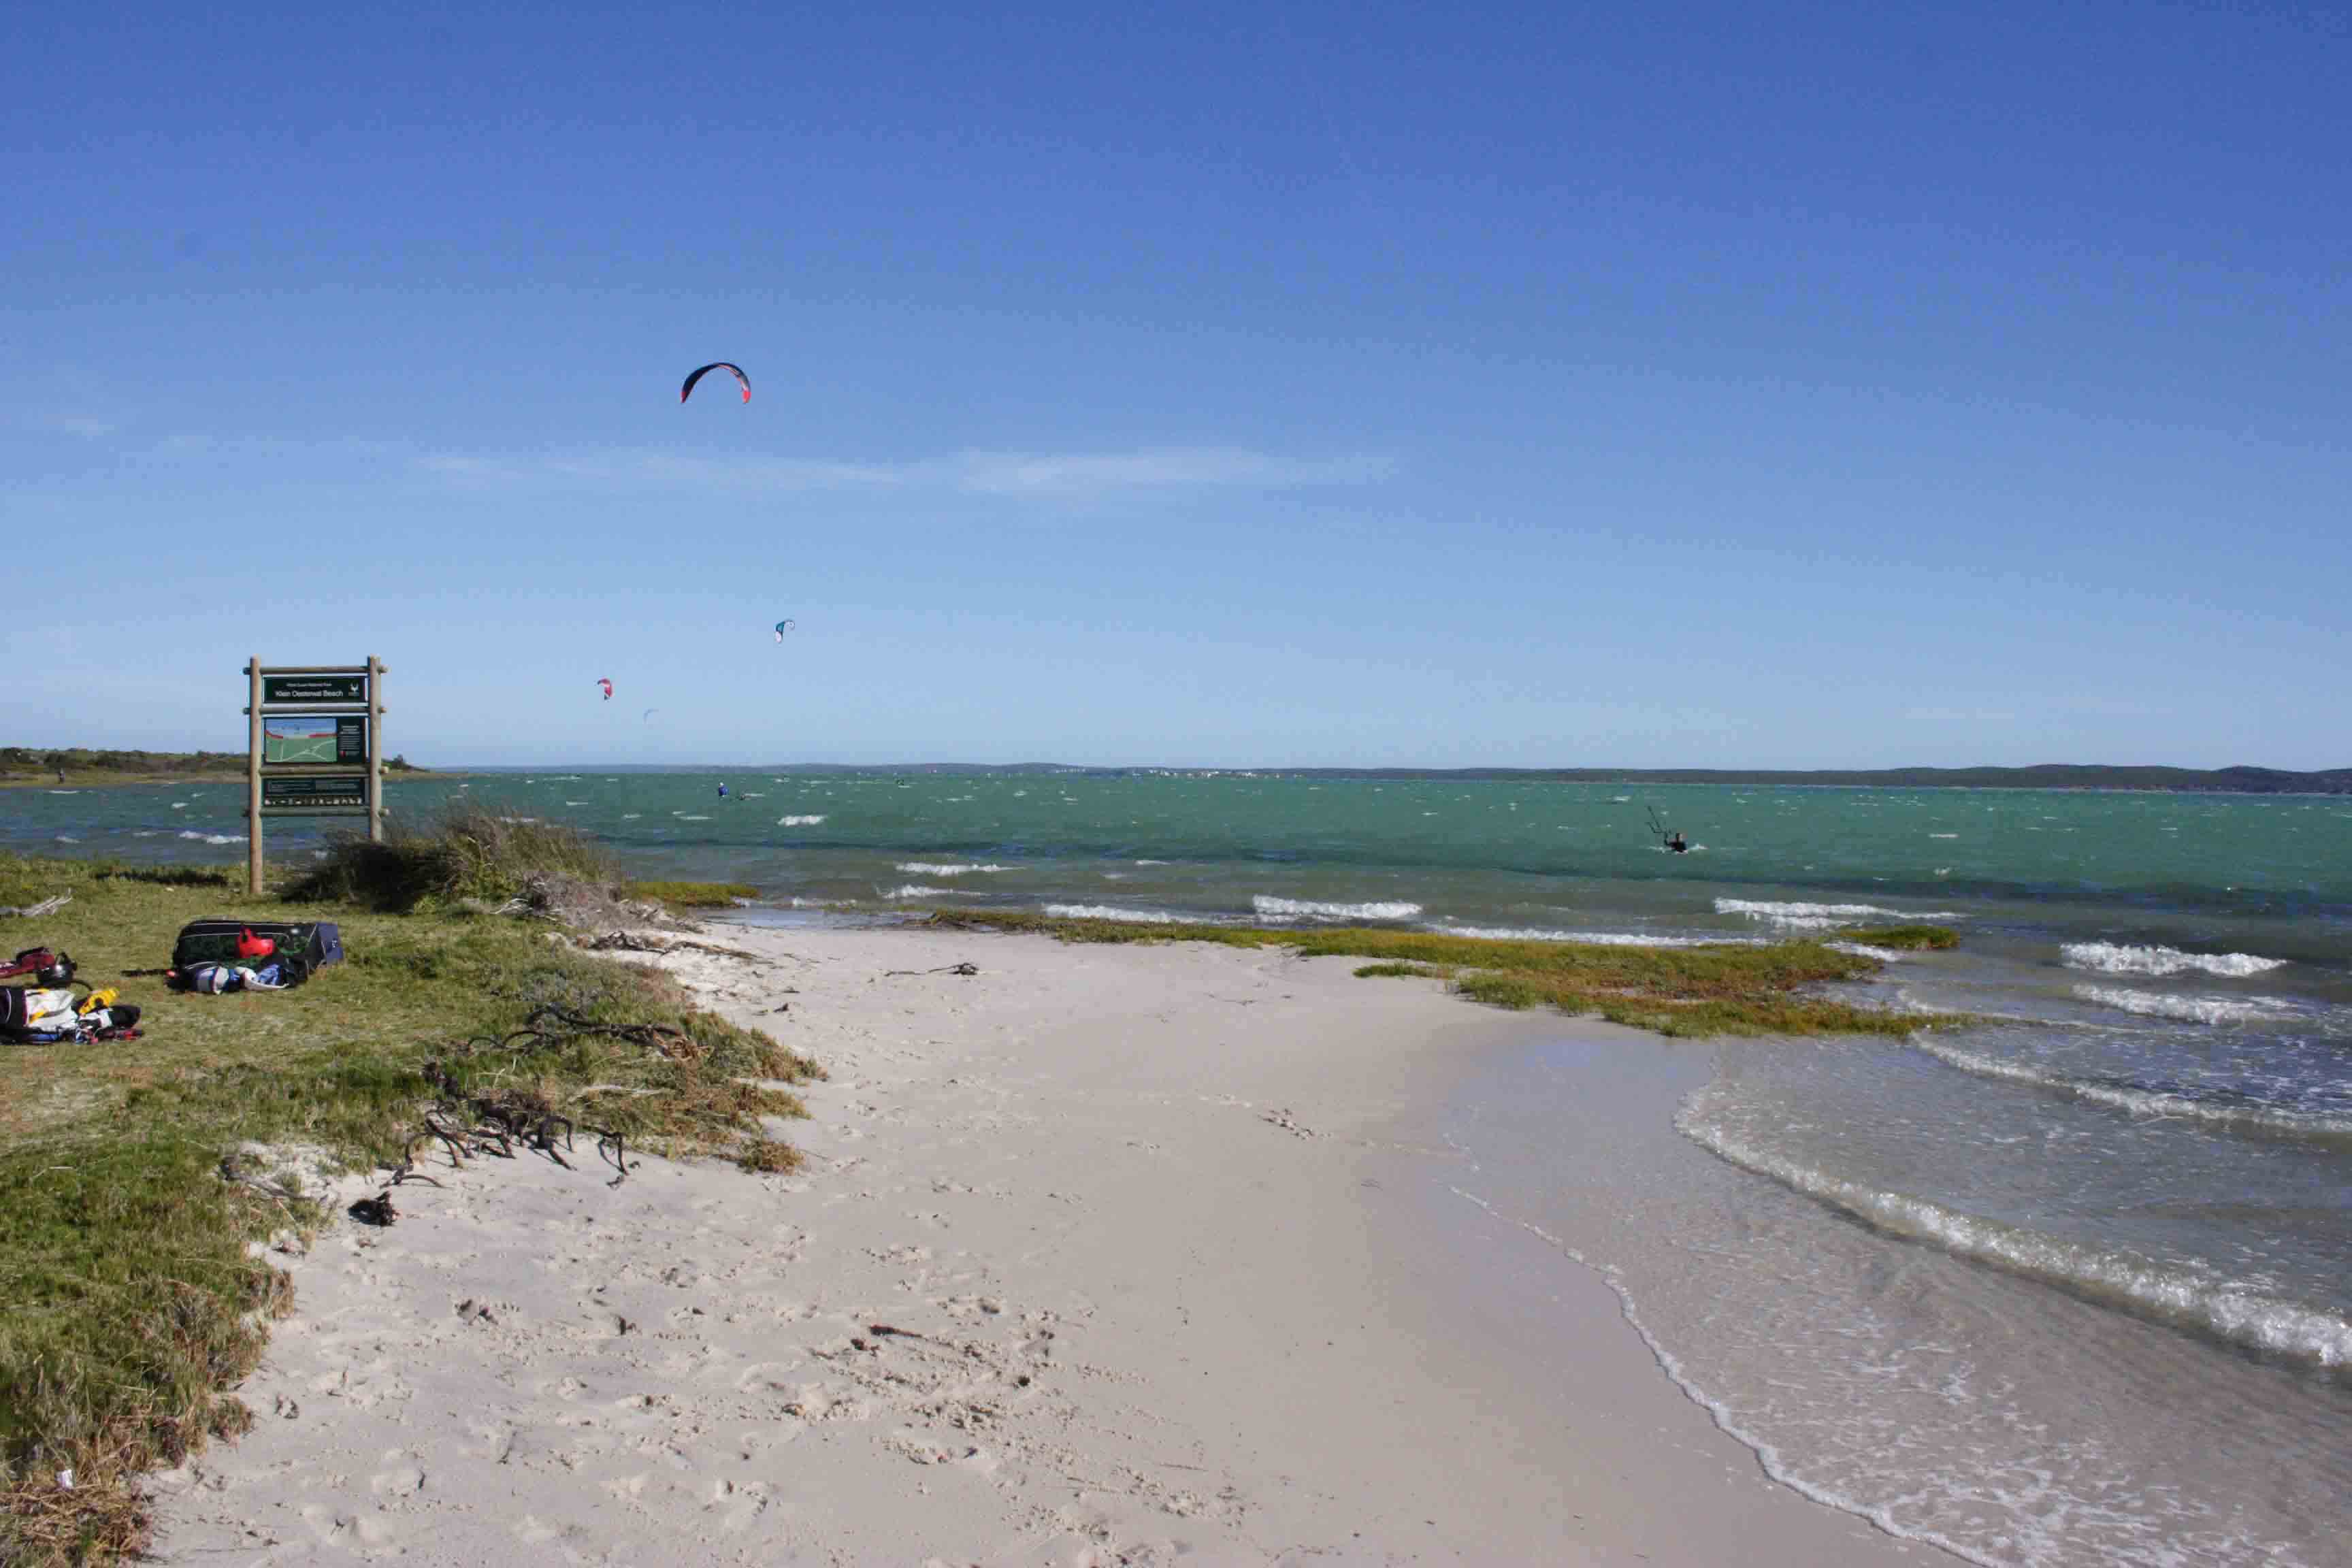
[{"xmin": 4, "ymin": 1, "xmax": 2346, "ymax": 768}]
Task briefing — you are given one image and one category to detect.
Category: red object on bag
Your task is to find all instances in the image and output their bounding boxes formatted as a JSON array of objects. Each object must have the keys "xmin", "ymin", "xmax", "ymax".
[{"xmin": 236, "ymin": 928, "xmax": 276, "ymax": 960}]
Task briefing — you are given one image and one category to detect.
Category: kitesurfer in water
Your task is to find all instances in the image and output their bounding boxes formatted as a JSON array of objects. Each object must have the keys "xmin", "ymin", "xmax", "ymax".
[
  {"xmin": 717, "ymin": 782, "xmax": 728, "ymax": 800},
  {"xmin": 1648, "ymin": 806, "xmax": 1690, "ymax": 854}
]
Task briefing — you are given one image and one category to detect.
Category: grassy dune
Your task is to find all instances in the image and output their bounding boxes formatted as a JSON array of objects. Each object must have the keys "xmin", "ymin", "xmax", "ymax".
[
  {"xmin": 0, "ymin": 829, "xmax": 815, "ymax": 1563},
  {"xmin": 926, "ymin": 909, "xmax": 1963, "ymax": 1039}
]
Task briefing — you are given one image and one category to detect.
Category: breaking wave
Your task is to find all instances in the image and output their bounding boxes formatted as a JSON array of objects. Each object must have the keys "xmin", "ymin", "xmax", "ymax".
[
  {"xmin": 778, "ymin": 814, "xmax": 827, "ymax": 827},
  {"xmin": 1716, "ymin": 898, "xmax": 1960, "ymax": 930},
  {"xmin": 1252, "ymin": 895, "xmax": 1423, "ymax": 922},
  {"xmin": 1680, "ymin": 1096, "xmax": 2352, "ymax": 1370},
  {"xmin": 2061, "ymin": 943, "xmax": 2287, "ymax": 979},
  {"xmin": 1439, "ymin": 924, "xmax": 1755, "ymax": 947},
  {"xmin": 1044, "ymin": 903, "xmax": 1183, "ymax": 924},
  {"xmin": 895, "ymin": 862, "xmax": 1010, "ymax": 876},
  {"xmin": 881, "ymin": 884, "xmax": 966, "ymax": 900},
  {"xmin": 176, "ymin": 830, "xmax": 247, "ymax": 845},
  {"xmin": 1910, "ymin": 1036, "xmax": 2352, "ymax": 1143},
  {"xmin": 2073, "ymin": 984, "xmax": 2297, "ymax": 1026}
]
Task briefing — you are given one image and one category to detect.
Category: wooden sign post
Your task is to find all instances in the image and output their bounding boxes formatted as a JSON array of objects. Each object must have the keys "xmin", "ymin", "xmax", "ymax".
[{"xmin": 244, "ymin": 657, "xmax": 387, "ymax": 894}]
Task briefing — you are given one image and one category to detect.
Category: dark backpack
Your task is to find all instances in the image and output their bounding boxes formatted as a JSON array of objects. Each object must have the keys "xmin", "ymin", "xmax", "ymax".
[{"xmin": 170, "ymin": 920, "xmax": 343, "ymax": 987}]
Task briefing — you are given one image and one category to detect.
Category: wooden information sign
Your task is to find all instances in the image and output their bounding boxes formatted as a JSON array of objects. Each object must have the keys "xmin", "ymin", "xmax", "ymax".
[{"xmin": 244, "ymin": 657, "xmax": 386, "ymax": 894}]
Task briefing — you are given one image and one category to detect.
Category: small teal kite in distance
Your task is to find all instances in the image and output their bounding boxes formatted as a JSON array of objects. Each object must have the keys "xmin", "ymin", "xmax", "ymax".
[
  {"xmin": 681, "ymin": 362, "xmax": 750, "ymax": 404},
  {"xmin": 774, "ymin": 619, "xmax": 795, "ymax": 642}
]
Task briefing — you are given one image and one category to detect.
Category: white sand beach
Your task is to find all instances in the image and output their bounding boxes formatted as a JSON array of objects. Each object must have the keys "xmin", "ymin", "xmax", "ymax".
[{"xmin": 150, "ymin": 922, "xmax": 1919, "ymax": 1565}]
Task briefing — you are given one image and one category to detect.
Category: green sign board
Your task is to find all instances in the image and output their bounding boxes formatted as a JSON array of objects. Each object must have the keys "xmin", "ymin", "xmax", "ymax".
[
  {"xmin": 260, "ymin": 774, "xmax": 370, "ymax": 814},
  {"xmin": 262, "ymin": 672, "xmax": 368, "ymax": 706},
  {"xmin": 263, "ymin": 714, "xmax": 368, "ymax": 767}
]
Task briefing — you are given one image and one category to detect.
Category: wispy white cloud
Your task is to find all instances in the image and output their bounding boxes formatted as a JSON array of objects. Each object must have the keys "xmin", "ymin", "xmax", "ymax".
[
  {"xmin": 416, "ymin": 447, "xmax": 900, "ymax": 491},
  {"xmin": 951, "ymin": 446, "xmax": 1394, "ymax": 495},
  {"xmin": 412, "ymin": 444, "xmax": 1392, "ymax": 497},
  {"xmin": 54, "ymin": 416, "xmax": 116, "ymax": 440}
]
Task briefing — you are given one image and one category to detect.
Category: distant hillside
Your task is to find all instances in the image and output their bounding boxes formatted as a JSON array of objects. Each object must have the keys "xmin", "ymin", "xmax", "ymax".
[
  {"xmin": 1, "ymin": 747, "xmax": 427, "ymax": 784},
  {"xmin": 740, "ymin": 762, "xmax": 2352, "ymax": 794},
  {"xmin": 1267, "ymin": 764, "xmax": 2352, "ymax": 794}
]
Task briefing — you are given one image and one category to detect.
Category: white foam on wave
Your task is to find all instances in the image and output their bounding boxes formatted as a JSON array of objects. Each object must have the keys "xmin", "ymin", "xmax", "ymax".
[
  {"xmin": 1440, "ymin": 924, "xmax": 1756, "ymax": 947},
  {"xmin": 895, "ymin": 862, "xmax": 1010, "ymax": 877},
  {"xmin": 1827, "ymin": 942, "xmax": 1908, "ymax": 962},
  {"xmin": 1044, "ymin": 903, "xmax": 1183, "ymax": 924},
  {"xmin": 1716, "ymin": 898, "xmax": 1959, "ymax": 930},
  {"xmin": 177, "ymin": 830, "xmax": 247, "ymax": 845},
  {"xmin": 1134, "ymin": 858, "xmax": 1169, "ymax": 866},
  {"xmin": 1910, "ymin": 1036, "xmax": 2351, "ymax": 1143},
  {"xmin": 2061, "ymin": 942, "xmax": 2286, "ymax": 979},
  {"xmin": 881, "ymin": 884, "xmax": 967, "ymax": 900},
  {"xmin": 1252, "ymin": 895, "xmax": 1423, "ymax": 922},
  {"xmin": 677, "ymin": 814, "xmax": 710, "ymax": 821},
  {"xmin": 564, "ymin": 800, "xmax": 588, "ymax": 806},
  {"xmin": 48, "ymin": 789, "xmax": 78, "ymax": 794},
  {"xmin": 129, "ymin": 830, "xmax": 159, "ymax": 838},
  {"xmin": 620, "ymin": 813, "xmax": 641, "ymax": 820},
  {"xmin": 2072, "ymin": 984, "xmax": 2296, "ymax": 1026},
  {"xmin": 1680, "ymin": 1093, "xmax": 2352, "ymax": 1369},
  {"xmin": 172, "ymin": 802, "xmax": 188, "ymax": 810},
  {"xmin": 778, "ymin": 814, "xmax": 826, "ymax": 826},
  {"xmin": 53, "ymin": 834, "xmax": 78, "ymax": 844}
]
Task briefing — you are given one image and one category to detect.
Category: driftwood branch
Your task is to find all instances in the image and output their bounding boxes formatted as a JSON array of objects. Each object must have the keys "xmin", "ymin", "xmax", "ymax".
[
  {"xmin": 0, "ymin": 892, "xmax": 70, "ymax": 919},
  {"xmin": 582, "ymin": 931, "xmax": 764, "ymax": 962}
]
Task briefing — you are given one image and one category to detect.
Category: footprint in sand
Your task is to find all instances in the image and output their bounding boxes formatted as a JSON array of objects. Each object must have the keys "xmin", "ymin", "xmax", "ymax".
[
  {"xmin": 1260, "ymin": 1107, "xmax": 1319, "ymax": 1139},
  {"xmin": 299, "ymin": 1503, "xmax": 397, "ymax": 1550},
  {"xmin": 368, "ymin": 1450, "xmax": 426, "ymax": 1496}
]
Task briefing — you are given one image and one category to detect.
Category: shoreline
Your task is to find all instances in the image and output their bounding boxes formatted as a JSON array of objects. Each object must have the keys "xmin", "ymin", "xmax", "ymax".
[{"xmin": 147, "ymin": 921, "xmax": 1916, "ymax": 1564}]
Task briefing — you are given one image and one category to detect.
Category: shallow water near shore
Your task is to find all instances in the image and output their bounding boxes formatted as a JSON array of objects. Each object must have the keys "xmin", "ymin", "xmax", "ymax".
[
  {"xmin": 1425, "ymin": 1030, "xmax": 2352, "ymax": 1566},
  {"xmin": 14, "ymin": 771, "xmax": 2351, "ymax": 1558}
]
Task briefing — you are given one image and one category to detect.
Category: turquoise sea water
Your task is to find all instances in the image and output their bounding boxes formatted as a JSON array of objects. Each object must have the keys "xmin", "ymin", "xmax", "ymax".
[{"xmin": 10, "ymin": 772, "xmax": 2351, "ymax": 1562}]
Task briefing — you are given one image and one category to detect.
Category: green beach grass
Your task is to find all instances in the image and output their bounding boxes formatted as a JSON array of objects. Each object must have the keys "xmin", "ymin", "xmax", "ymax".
[
  {"xmin": 0, "ymin": 830, "xmax": 816, "ymax": 1563},
  {"xmin": 626, "ymin": 880, "xmax": 760, "ymax": 909},
  {"xmin": 924, "ymin": 909, "xmax": 1962, "ymax": 1039}
]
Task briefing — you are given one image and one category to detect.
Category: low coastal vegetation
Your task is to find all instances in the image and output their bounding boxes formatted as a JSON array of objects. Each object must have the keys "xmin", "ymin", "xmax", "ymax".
[
  {"xmin": 284, "ymin": 807, "xmax": 621, "ymax": 912},
  {"xmin": 0, "ymin": 825, "xmax": 814, "ymax": 1563},
  {"xmin": 0, "ymin": 748, "xmax": 427, "ymax": 788},
  {"xmin": 627, "ymin": 880, "xmax": 760, "ymax": 909},
  {"xmin": 927, "ymin": 909, "xmax": 1962, "ymax": 1039}
]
